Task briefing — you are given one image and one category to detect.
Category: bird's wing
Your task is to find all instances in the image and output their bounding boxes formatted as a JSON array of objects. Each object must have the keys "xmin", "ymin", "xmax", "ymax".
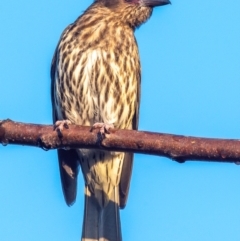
[
  {"xmin": 119, "ymin": 73, "xmax": 140, "ymax": 209},
  {"xmin": 51, "ymin": 26, "xmax": 80, "ymax": 206}
]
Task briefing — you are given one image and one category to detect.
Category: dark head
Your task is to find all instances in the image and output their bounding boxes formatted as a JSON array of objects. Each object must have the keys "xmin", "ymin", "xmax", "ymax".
[
  {"xmin": 125, "ymin": 0, "xmax": 170, "ymax": 8},
  {"xmin": 96, "ymin": 0, "xmax": 171, "ymax": 28}
]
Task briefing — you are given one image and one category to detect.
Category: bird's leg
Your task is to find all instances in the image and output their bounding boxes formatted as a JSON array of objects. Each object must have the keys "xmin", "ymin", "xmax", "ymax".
[
  {"xmin": 54, "ymin": 120, "xmax": 72, "ymax": 138},
  {"xmin": 91, "ymin": 122, "xmax": 114, "ymax": 135},
  {"xmin": 54, "ymin": 120, "xmax": 71, "ymax": 131}
]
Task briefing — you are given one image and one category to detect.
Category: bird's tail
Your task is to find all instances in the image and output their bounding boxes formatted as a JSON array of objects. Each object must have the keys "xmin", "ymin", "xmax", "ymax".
[{"xmin": 82, "ymin": 186, "xmax": 122, "ymax": 241}]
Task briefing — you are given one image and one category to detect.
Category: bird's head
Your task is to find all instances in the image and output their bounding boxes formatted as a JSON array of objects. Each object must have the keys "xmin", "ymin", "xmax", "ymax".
[
  {"xmin": 98, "ymin": 0, "xmax": 170, "ymax": 28},
  {"xmin": 99, "ymin": 0, "xmax": 170, "ymax": 8},
  {"xmin": 124, "ymin": 0, "xmax": 170, "ymax": 8}
]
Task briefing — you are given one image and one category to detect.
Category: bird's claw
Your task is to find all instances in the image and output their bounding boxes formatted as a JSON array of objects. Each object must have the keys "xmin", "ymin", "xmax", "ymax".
[
  {"xmin": 54, "ymin": 120, "xmax": 71, "ymax": 131},
  {"xmin": 91, "ymin": 122, "xmax": 114, "ymax": 136}
]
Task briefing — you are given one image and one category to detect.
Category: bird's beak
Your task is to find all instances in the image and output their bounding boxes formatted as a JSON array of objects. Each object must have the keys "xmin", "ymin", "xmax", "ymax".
[{"xmin": 141, "ymin": 0, "xmax": 171, "ymax": 7}]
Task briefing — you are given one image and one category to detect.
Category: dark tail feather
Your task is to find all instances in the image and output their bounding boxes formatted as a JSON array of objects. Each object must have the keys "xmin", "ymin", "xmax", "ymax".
[
  {"xmin": 57, "ymin": 149, "xmax": 79, "ymax": 206},
  {"xmin": 82, "ymin": 186, "xmax": 122, "ymax": 241}
]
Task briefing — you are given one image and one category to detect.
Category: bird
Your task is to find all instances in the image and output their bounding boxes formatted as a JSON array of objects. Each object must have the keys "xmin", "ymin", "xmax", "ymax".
[{"xmin": 51, "ymin": 0, "xmax": 170, "ymax": 240}]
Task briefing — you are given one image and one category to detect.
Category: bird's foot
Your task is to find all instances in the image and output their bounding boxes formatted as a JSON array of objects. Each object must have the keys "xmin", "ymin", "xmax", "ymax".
[
  {"xmin": 54, "ymin": 120, "xmax": 71, "ymax": 132},
  {"xmin": 91, "ymin": 122, "xmax": 114, "ymax": 135},
  {"xmin": 54, "ymin": 120, "xmax": 71, "ymax": 131}
]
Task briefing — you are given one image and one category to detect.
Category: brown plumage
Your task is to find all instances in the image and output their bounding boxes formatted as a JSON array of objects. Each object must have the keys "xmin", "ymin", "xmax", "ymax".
[{"xmin": 51, "ymin": 0, "xmax": 170, "ymax": 240}]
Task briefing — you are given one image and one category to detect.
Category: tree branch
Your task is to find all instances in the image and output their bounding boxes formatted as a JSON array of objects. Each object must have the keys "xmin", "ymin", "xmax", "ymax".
[{"xmin": 0, "ymin": 119, "xmax": 240, "ymax": 164}]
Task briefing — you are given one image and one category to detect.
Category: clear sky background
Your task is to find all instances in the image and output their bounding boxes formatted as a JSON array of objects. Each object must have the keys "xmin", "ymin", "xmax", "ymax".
[{"xmin": 1, "ymin": 0, "xmax": 240, "ymax": 240}]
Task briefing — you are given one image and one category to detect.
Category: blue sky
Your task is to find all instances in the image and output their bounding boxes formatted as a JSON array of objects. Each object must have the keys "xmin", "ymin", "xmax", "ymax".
[{"xmin": 1, "ymin": 0, "xmax": 240, "ymax": 240}]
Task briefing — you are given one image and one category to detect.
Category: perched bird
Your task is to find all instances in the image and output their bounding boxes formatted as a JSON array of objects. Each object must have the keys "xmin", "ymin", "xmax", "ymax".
[{"xmin": 51, "ymin": 0, "xmax": 170, "ymax": 240}]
